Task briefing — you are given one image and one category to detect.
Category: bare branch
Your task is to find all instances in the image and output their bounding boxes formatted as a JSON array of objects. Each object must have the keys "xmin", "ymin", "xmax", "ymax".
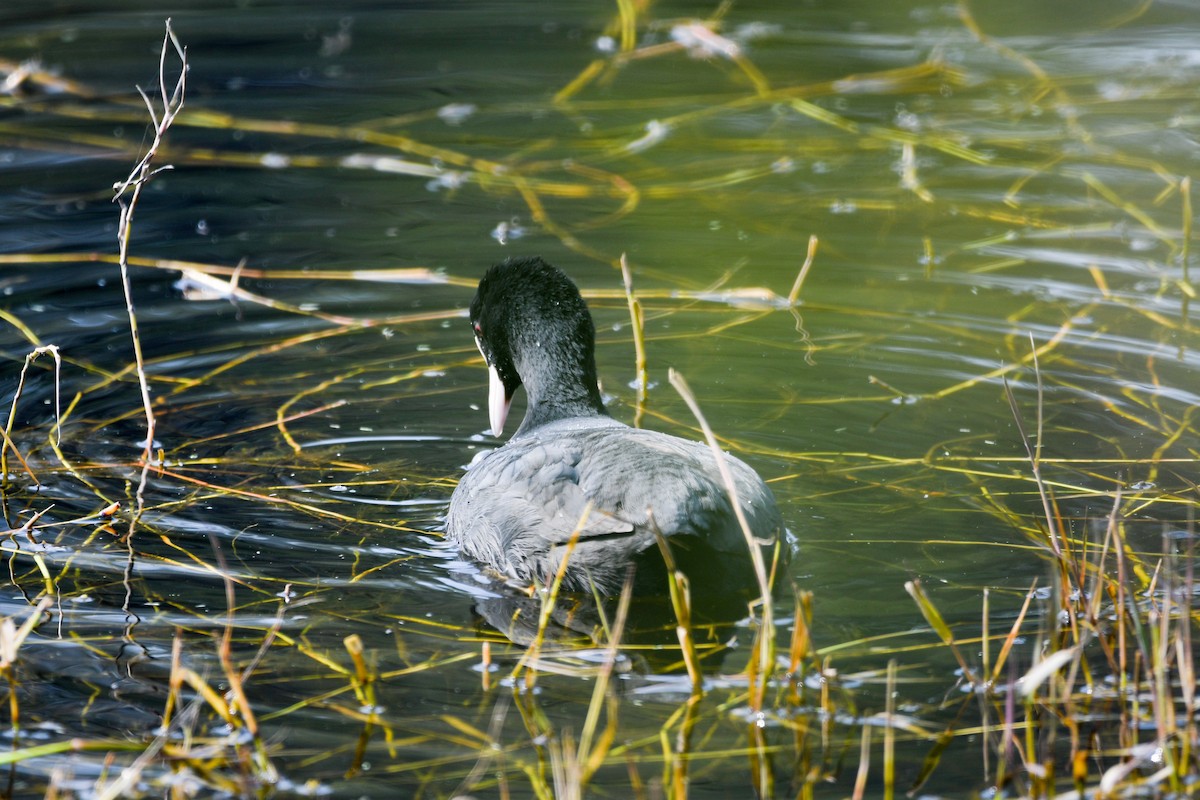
[{"xmin": 112, "ymin": 19, "xmax": 187, "ymax": 516}]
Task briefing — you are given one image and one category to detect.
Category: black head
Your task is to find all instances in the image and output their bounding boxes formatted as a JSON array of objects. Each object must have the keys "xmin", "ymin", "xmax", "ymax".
[{"xmin": 469, "ymin": 257, "xmax": 608, "ymax": 436}]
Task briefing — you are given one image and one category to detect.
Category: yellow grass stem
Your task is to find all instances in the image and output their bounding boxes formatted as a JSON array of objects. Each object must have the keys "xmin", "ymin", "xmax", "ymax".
[
  {"xmin": 899, "ymin": 142, "xmax": 933, "ymax": 202},
  {"xmin": 344, "ymin": 634, "xmax": 378, "ymax": 711},
  {"xmin": 614, "ymin": 0, "xmax": 637, "ymax": 53},
  {"xmin": 620, "ymin": 254, "xmax": 649, "ymax": 427},
  {"xmin": 151, "ymin": 465, "xmax": 418, "ymax": 531},
  {"xmin": 177, "ymin": 667, "xmax": 232, "ymax": 721},
  {"xmin": 514, "ymin": 503, "xmax": 591, "ymax": 689},
  {"xmin": 958, "ymin": 1, "xmax": 1090, "ymax": 144},
  {"xmin": 851, "ymin": 723, "xmax": 871, "ymax": 800},
  {"xmin": 1182, "ymin": 176, "xmax": 1193, "ymax": 289},
  {"xmin": 0, "ymin": 347, "xmax": 64, "ymax": 488},
  {"xmin": 1078, "ymin": 171, "xmax": 1173, "ymax": 242},
  {"xmin": 904, "ymin": 579, "xmax": 977, "ymax": 685},
  {"xmin": 654, "ymin": 529, "xmax": 703, "ymax": 693},
  {"xmin": 554, "ymin": 59, "xmax": 608, "ymax": 104},
  {"xmin": 883, "ymin": 659, "xmax": 896, "ymax": 800},
  {"xmin": 0, "ymin": 738, "xmax": 144, "ymax": 767},
  {"xmin": 576, "ymin": 574, "xmax": 632, "ymax": 782},
  {"xmin": 788, "ymin": 590, "xmax": 814, "ymax": 677},
  {"xmin": 1001, "ymin": 337, "xmax": 1063, "ymax": 559},
  {"xmin": 159, "ymin": 631, "xmax": 183, "ymax": 734},
  {"xmin": 926, "ymin": 302, "xmax": 1093, "ymax": 402},
  {"xmin": 989, "ymin": 580, "xmax": 1038, "ymax": 685},
  {"xmin": 787, "ymin": 235, "xmax": 819, "ymax": 306},
  {"xmin": 668, "ymin": 369, "xmax": 775, "ymax": 709}
]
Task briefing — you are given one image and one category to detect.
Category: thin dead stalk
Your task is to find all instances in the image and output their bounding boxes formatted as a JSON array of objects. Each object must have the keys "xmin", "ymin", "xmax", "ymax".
[
  {"xmin": 112, "ymin": 20, "xmax": 187, "ymax": 514},
  {"xmin": 1002, "ymin": 336, "xmax": 1062, "ymax": 558},
  {"xmin": 1, "ymin": 346, "xmax": 63, "ymax": 489},
  {"xmin": 668, "ymin": 369, "xmax": 774, "ymax": 708}
]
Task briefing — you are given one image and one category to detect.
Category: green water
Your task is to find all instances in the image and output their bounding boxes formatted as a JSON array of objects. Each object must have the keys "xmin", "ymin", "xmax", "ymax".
[{"xmin": 0, "ymin": 0, "xmax": 1196, "ymax": 796}]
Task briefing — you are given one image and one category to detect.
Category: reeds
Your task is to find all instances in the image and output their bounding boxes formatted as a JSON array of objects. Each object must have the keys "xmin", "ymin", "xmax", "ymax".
[
  {"xmin": 894, "ymin": 340, "xmax": 1200, "ymax": 797},
  {"xmin": 0, "ymin": 1, "xmax": 1196, "ymax": 797}
]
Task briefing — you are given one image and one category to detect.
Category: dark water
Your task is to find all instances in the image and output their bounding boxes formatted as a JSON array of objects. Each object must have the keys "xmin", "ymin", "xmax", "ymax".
[{"xmin": 0, "ymin": 0, "xmax": 1197, "ymax": 797}]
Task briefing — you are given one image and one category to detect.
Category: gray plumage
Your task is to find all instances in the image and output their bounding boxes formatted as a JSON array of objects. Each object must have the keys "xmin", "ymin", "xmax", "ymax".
[
  {"xmin": 445, "ymin": 256, "xmax": 783, "ymax": 594},
  {"xmin": 448, "ymin": 416, "xmax": 781, "ymax": 592}
]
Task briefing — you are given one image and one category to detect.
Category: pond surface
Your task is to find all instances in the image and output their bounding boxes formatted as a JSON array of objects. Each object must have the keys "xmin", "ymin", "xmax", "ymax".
[{"xmin": 0, "ymin": 0, "xmax": 1198, "ymax": 797}]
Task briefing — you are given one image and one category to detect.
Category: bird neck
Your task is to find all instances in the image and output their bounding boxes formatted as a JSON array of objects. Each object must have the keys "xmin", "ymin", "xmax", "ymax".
[{"xmin": 513, "ymin": 346, "xmax": 608, "ymax": 437}]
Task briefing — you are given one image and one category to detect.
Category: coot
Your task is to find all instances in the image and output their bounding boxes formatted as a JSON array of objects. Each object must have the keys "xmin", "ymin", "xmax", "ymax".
[{"xmin": 446, "ymin": 256, "xmax": 782, "ymax": 594}]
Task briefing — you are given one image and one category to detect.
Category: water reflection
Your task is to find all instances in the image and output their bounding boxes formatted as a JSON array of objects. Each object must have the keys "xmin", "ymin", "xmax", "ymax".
[{"xmin": 0, "ymin": 0, "xmax": 1197, "ymax": 795}]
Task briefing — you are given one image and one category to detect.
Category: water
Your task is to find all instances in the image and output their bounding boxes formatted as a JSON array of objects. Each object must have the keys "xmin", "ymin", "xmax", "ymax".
[{"xmin": 1, "ymin": 1, "xmax": 1197, "ymax": 797}]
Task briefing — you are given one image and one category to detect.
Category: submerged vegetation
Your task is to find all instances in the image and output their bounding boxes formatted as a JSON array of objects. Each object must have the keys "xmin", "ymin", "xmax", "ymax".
[{"xmin": 0, "ymin": 1, "xmax": 1196, "ymax": 797}]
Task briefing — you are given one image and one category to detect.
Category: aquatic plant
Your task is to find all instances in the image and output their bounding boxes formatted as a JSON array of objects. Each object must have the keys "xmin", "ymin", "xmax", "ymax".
[{"xmin": 0, "ymin": 1, "xmax": 1194, "ymax": 797}]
